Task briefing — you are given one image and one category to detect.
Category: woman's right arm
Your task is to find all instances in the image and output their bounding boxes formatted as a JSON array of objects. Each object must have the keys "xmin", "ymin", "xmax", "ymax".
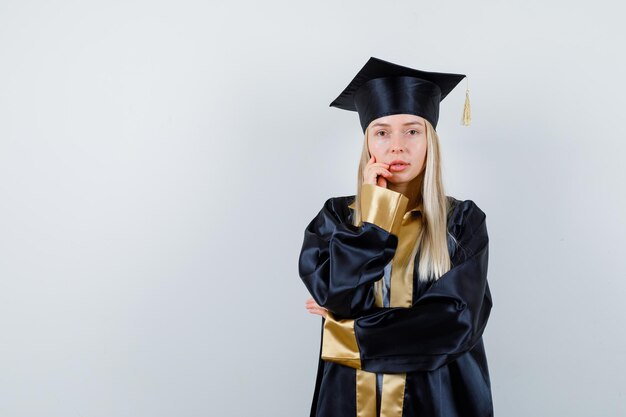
[{"xmin": 298, "ymin": 184, "xmax": 408, "ymax": 319}]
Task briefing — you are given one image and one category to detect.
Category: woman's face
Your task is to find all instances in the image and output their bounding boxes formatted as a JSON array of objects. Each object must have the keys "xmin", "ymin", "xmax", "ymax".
[{"xmin": 367, "ymin": 114, "xmax": 427, "ymax": 185}]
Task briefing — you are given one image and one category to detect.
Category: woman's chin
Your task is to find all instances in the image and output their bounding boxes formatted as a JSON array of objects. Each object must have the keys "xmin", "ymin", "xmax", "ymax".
[{"xmin": 390, "ymin": 172, "xmax": 413, "ymax": 181}]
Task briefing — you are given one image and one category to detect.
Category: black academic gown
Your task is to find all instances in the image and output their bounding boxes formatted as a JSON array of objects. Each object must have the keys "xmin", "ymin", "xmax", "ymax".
[{"xmin": 298, "ymin": 194, "xmax": 494, "ymax": 417}]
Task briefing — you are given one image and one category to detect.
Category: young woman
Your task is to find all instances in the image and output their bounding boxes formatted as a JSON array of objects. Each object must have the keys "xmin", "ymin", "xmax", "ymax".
[{"xmin": 298, "ymin": 57, "xmax": 494, "ymax": 417}]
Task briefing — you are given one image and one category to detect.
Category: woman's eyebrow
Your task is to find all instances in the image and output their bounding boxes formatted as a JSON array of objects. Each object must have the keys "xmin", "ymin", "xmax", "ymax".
[{"xmin": 371, "ymin": 121, "xmax": 424, "ymax": 128}]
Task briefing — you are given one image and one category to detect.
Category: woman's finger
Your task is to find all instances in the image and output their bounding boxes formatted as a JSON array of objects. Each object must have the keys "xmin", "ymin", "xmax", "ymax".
[
  {"xmin": 306, "ymin": 303, "xmax": 327, "ymax": 313},
  {"xmin": 364, "ymin": 165, "xmax": 392, "ymax": 186},
  {"xmin": 308, "ymin": 307, "xmax": 328, "ymax": 317},
  {"xmin": 305, "ymin": 301, "xmax": 327, "ymax": 312}
]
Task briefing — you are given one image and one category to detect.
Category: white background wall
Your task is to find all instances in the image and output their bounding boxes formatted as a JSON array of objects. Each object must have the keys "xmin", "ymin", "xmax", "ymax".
[{"xmin": 1, "ymin": 1, "xmax": 624, "ymax": 416}]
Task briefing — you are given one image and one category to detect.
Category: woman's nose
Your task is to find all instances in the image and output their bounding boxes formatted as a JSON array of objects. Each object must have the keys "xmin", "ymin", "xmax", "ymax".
[{"xmin": 390, "ymin": 134, "xmax": 405, "ymax": 151}]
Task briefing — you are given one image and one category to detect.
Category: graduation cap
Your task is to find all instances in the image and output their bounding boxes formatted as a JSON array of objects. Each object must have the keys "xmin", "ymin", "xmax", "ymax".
[{"xmin": 329, "ymin": 56, "xmax": 471, "ymax": 132}]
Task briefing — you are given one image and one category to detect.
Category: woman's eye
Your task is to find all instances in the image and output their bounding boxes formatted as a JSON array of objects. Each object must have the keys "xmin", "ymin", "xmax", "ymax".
[
  {"xmin": 408, "ymin": 129, "xmax": 421, "ymax": 135},
  {"xmin": 376, "ymin": 131, "xmax": 387, "ymax": 137}
]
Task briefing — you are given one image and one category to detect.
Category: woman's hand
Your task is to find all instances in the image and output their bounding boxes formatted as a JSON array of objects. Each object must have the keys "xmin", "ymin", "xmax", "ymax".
[
  {"xmin": 305, "ymin": 297, "xmax": 328, "ymax": 318},
  {"xmin": 363, "ymin": 155, "xmax": 392, "ymax": 188}
]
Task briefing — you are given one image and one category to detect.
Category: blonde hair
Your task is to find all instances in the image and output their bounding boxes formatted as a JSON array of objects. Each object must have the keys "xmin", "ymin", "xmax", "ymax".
[{"xmin": 350, "ymin": 118, "xmax": 453, "ymax": 284}]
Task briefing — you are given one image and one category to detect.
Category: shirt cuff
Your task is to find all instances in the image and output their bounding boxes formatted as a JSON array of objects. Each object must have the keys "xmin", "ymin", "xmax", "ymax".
[
  {"xmin": 360, "ymin": 183, "xmax": 409, "ymax": 235},
  {"xmin": 321, "ymin": 312, "xmax": 362, "ymax": 369}
]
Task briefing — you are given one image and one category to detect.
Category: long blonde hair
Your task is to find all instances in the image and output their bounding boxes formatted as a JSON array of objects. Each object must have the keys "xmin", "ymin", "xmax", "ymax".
[{"xmin": 350, "ymin": 118, "xmax": 453, "ymax": 284}]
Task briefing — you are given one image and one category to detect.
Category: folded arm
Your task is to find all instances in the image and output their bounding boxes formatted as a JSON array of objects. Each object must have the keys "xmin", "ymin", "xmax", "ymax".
[
  {"xmin": 320, "ymin": 200, "xmax": 493, "ymax": 373},
  {"xmin": 298, "ymin": 184, "xmax": 409, "ymax": 319}
]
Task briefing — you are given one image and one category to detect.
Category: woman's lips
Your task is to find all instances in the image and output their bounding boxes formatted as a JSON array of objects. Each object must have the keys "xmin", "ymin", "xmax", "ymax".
[{"xmin": 389, "ymin": 163, "xmax": 408, "ymax": 172}]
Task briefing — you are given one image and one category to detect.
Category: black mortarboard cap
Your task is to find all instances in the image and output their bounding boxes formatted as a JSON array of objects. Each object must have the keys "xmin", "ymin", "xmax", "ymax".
[{"xmin": 329, "ymin": 56, "xmax": 470, "ymax": 132}]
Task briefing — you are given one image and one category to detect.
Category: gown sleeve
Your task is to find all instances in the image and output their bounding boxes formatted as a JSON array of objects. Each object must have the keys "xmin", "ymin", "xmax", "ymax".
[
  {"xmin": 320, "ymin": 199, "xmax": 493, "ymax": 373},
  {"xmin": 298, "ymin": 184, "xmax": 409, "ymax": 319}
]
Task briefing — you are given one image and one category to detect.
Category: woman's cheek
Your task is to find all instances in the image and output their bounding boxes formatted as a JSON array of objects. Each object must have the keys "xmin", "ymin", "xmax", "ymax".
[{"xmin": 370, "ymin": 141, "xmax": 386, "ymax": 155}]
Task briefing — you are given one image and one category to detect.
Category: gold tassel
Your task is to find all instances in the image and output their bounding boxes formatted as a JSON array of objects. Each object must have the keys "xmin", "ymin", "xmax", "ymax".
[{"xmin": 461, "ymin": 77, "xmax": 471, "ymax": 126}]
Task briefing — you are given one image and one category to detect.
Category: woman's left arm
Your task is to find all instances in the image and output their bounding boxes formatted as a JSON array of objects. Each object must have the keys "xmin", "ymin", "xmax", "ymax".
[{"xmin": 321, "ymin": 200, "xmax": 493, "ymax": 373}]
